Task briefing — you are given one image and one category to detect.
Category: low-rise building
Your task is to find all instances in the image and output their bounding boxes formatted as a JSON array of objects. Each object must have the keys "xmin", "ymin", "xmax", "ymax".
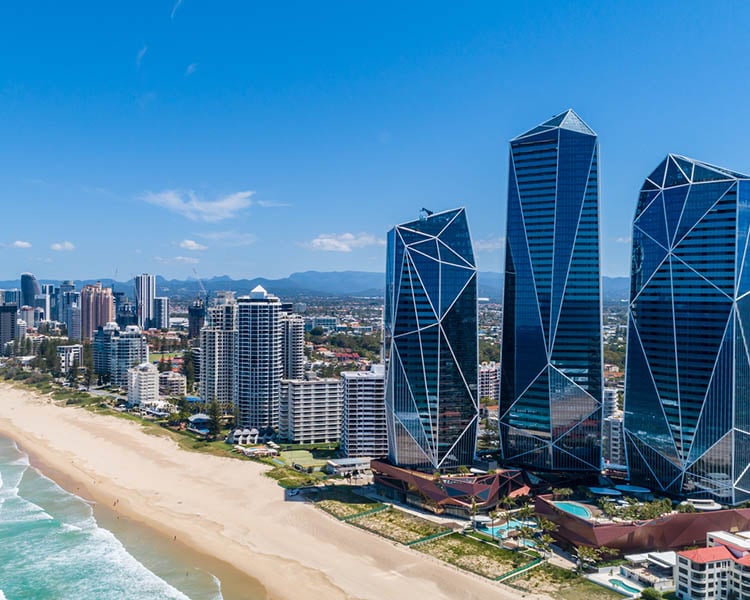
[
  {"xmin": 675, "ymin": 530, "xmax": 750, "ymax": 600},
  {"xmin": 159, "ymin": 371, "xmax": 187, "ymax": 397},
  {"xmin": 56, "ymin": 344, "xmax": 83, "ymax": 373}
]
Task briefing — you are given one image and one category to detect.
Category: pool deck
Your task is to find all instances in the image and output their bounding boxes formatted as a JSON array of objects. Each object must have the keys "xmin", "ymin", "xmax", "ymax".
[{"xmin": 586, "ymin": 568, "xmax": 645, "ymax": 598}]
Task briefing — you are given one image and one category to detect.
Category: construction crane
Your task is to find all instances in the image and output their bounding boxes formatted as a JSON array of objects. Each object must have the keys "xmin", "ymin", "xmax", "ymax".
[{"xmin": 192, "ymin": 268, "xmax": 208, "ymax": 302}]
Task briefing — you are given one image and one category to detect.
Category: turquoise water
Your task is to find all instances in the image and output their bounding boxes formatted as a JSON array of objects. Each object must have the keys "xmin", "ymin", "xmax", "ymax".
[
  {"xmin": 0, "ymin": 436, "xmax": 223, "ymax": 600},
  {"xmin": 609, "ymin": 578, "xmax": 640, "ymax": 594},
  {"xmin": 553, "ymin": 501, "xmax": 592, "ymax": 519},
  {"xmin": 481, "ymin": 519, "xmax": 537, "ymax": 538}
]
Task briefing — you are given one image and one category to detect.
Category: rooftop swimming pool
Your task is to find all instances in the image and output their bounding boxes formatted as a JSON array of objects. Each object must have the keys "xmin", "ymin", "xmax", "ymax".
[{"xmin": 553, "ymin": 501, "xmax": 593, "ymax": 519}]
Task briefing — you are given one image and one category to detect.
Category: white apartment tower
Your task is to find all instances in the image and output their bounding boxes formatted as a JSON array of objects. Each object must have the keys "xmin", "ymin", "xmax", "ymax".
[
  {"xmin": 199, "ymin": 292, "xmax": 237, "ymax": 414},
  {"xmin": 127, "ymin": 362, "xmax": 160, "ymax": 405},
  {"xmin": 134, "ymin": 273, "xmax": 156, "ymax": 329},
  {"xmin": 341, "ymin": 365, "xmax": 388, "ymax": 458},
  {"xmin": 281, "ymin": 312, "xmax": 305, "ymax": 379},
  {"xmin": 234, "ymin": 286, "xmax": 283, "ymax": 429},
  {"xmin": 279, "ymin": 377, "xmax": 342, "ymax": 444}
]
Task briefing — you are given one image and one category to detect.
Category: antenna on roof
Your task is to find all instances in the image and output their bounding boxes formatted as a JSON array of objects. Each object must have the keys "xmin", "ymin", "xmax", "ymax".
[{"xmin": 420, "ymin": 208, "xmax": 433, "ymax": 219}]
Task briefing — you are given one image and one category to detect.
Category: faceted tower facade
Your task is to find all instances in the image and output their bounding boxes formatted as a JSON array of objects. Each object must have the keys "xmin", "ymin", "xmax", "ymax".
[
  {"xmin": 385, "ymin": 208, "xmax": 478, "ymax": 471},
  {"xmin": 499, "ymin": 110, "xmax": 603, "ymax": 471},
  {"xmin": 624, "ymin": 154, "xmax": 750, "ymax": 504}
]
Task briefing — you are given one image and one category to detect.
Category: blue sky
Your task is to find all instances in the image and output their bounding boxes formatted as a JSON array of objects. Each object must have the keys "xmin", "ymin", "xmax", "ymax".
[{"xmin": 1, "ymin": 1, "xmax": 750, "ymax": 281}]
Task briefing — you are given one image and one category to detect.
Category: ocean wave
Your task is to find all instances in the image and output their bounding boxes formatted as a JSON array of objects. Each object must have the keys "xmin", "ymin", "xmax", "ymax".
[{"xmin": 0, "ymin": 437, "xmax": 205, "ymax": 600}]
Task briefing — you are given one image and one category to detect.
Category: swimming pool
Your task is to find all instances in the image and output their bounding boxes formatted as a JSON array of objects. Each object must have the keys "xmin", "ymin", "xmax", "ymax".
[
  {"xmin": 553, "ymin": 501, "xmax": 593, "ymax": 519},
  {"xmin": 480, "ymin": 519, "xmax": 537, "ymax": 538},
  {"xmin": 609, "ymin": 578, "xmax": 640, "ymax": 595}
]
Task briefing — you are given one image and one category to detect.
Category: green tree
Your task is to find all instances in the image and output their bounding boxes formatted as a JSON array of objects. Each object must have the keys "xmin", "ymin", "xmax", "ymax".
[
  {"xmin": 82, "ymin": 342, "xmax": 94, "ymax": 389},
  {"xmin": 182, "ymin": 349, "xmax": 195, "ymax": 390},
  {"xmin": 640, "ymin": 588, "xmax": 662, "ymax": 600},
  {"xmin": 498, "ymin": 494, "xmax": 516, "ymax": 510},
  {"xmin": 67, "ymin": 357, "xmax": 79, "ymax": 383},
  {"xmin": 207, "ymin": 400, "xmax": 221, "ymax": 439},
  {"xmin": 552, "ymin": 487, "xmax": 573, "ymax": 500}
]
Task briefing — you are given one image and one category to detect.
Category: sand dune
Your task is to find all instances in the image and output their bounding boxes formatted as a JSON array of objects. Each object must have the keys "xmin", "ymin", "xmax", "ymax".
[{"xmin": 0, "ymin": 383, "xmax": 547, "ymax": 600}]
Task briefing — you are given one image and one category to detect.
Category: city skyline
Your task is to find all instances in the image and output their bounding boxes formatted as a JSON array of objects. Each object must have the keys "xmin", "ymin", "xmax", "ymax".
[{"xmin": 3, "ymin": 3, "xmax": 750, "ymax": 280}]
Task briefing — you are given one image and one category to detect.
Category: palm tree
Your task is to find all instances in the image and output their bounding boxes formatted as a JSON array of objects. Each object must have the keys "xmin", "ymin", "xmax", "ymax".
[
  {"xmin": 539, "ymin": 517, "xmax": 558, "ymax": 533},
  {"xmin": 499, "ymin": 494, "xmax": 516, "ymax": 510},
  {"xmin": 536, "ymin": 533, "xmax": 555, "ymax": 557}
]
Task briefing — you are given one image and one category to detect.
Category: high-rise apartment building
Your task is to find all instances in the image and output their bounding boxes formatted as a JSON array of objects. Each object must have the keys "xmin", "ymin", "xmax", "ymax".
[
  {"xmin": 153, "ymin": 297, "xmax": 170, "ymax": 330},
  {"xmin": 134, "ymin": 274, "xmax": 156, "ymax": 329},
  {"xmin": 279, "ymin": 377, "xmax": 342, "ymax": 444},
  {"xmin": 93, "ymin": 322, "xmax": 149, "ymax": 387},
  {"xmin": 187, "ymin": 299, "xmax": 205, "ymax": 339},
  {"xmin": 0, "ymin": 304, "xmax": 17, "ymax": 351},
  {"xmin": 127, "ymin": 362, "xmax": 159, "ymax": 406},
  {"xmin": 62, "ymin": 291, "xmax": 82, "ymax": 341},
  {"xmin": 341, "ymin": 365, "xmax": 388, "ymax": 458},
  {"xmin": 80, "ymin": 283, "xmax": 115, "ymax": 340},
  {"xmin": 234, "ymin": 286, "xmax": 282, "ymax": 429},
  {"xmin": 478, "ymin": 361, "xmax": 500, "ymax": 402},
  {"xmin": 199, "ymin": 292, "xmax": 237, "ymax": 414},
  {"xmin": 384, "ymin": 207, "xmax": 478, "ymax": 471},
  {"xmin": 499, "ymin": 109, "xmax": 603, "ymax": 472},
  {"xmin": 624, "ymin": 155, "xmax": 750, "ymax": 504},
  {"xmin": 281, "ymin": 312, "xmax": 305, "ymax": 379},
  {"xmin": 20, "ymin": 273, "xmax": 41, "ymax": 308}
]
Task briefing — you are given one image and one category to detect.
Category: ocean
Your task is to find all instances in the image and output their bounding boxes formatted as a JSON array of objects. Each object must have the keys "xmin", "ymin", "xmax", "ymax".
[{"xmin": 0, "ymin": 436, "xmax": 224, "ymax": 600}]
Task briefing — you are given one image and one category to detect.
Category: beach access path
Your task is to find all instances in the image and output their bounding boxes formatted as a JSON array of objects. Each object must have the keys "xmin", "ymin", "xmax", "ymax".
[{"xmin": 0, "ymin": 383, "xmax": 551, "ymax": 600}]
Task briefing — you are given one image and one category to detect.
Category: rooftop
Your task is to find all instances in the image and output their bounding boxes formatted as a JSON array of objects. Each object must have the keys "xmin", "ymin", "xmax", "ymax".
[{"xmin": 678, "ymin": 545, "xmax": 733, "ymax": 564}]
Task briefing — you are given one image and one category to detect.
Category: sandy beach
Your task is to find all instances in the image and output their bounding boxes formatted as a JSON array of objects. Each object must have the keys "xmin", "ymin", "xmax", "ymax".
[{"xmin": 0, "ymin": 382, "xmax": 548, "ymax": 600}]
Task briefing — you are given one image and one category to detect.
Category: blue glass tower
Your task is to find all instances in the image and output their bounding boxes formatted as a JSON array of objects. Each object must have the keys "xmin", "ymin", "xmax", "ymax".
[
  {"xmin": 384, "ymin": 208, "xmax": 478, "ymax": 471},
  {"xmin": 499, "ymin": 110, "xmax": 603, "ymax": 471},
  {"xmin": 624, "ymin": 155, "xmax": 750, "ymax": 504}
]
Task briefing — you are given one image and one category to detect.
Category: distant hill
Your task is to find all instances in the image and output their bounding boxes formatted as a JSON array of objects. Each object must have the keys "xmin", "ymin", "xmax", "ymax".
[{"xmin": 0, "ymin": 271, "xmax": 630, "ymax": 302}]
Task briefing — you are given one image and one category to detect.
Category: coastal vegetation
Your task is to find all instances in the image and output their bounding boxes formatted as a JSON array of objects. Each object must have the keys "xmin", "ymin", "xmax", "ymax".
[
  {"xmin": 311, "ymin": 486, "xmax": 383, "ymax": 519},
  {"xmin": 351, "ymin": 508, "xmax": 448, "ymax": 544},
  {"xmin": 416, "ymin": 533, "xmax": 533, "ymax": 579}
]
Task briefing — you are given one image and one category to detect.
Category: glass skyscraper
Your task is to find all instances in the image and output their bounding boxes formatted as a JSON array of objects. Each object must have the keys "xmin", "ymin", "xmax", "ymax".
[
  {"xmin": 384, "ymin": 208, "xmax": 478, "ymax": 471},
  {"xmin": 624, "ymin": 154, "xmax": 750, "ymax": 504},
  {"xmin": 499, "ymin": 109, "xmax": 603, "ymax": 471}
]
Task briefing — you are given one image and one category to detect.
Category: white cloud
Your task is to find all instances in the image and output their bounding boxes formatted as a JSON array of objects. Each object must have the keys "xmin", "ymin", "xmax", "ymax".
[
  {"xmin": 155, "ymin": 255, "xmax": 199, "ymax": 265},
  {"xmin": 185, "ymin": 63, "xmax": 197, "ymax": 76},
  {"xmin": 306, "ymin": 232, "xmax": 385, "ymax": 252},
  {"xmin": 474, "ymin": 236, "xmax": 506, "ymax": 251},
  {"xmin": 616, "ymin": 236, "xmax": 632, "ymax": 244},
  {"xmin": 136, "ymin": 45, "xmax": 148, "ymax": 68},
  {"xmin": 12, "ymin": 240, "xmax": 31, "ymax": 248},
  {"xmin": 198, "ymin": 231, "xmax": 256, "ymax": 246},
  {"xmin": 179, "ymin": 239, "xmax": 207, "ymax": 251},
  {"xmin": 171, "ymin": 0, "xmax": 183, "ymax": 19},
  {"xmin": 142, "ymin": 190, "xmax": 254, "ymax": 222},
  {"xmin": 50, "ymin": 241, "xmax": 75, "ymax": 251}
]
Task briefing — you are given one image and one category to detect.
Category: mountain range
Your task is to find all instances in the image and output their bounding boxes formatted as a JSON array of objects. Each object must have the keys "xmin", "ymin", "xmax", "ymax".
[{"xmin": 0, "ymin": 272, "xmax": 631, "ymax": 302}]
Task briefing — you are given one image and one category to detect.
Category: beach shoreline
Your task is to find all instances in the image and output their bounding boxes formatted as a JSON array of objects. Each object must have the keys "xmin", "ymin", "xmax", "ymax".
[{"xmin": 0, "ymin": 382, "xmax": 542, "ymax": 600}]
